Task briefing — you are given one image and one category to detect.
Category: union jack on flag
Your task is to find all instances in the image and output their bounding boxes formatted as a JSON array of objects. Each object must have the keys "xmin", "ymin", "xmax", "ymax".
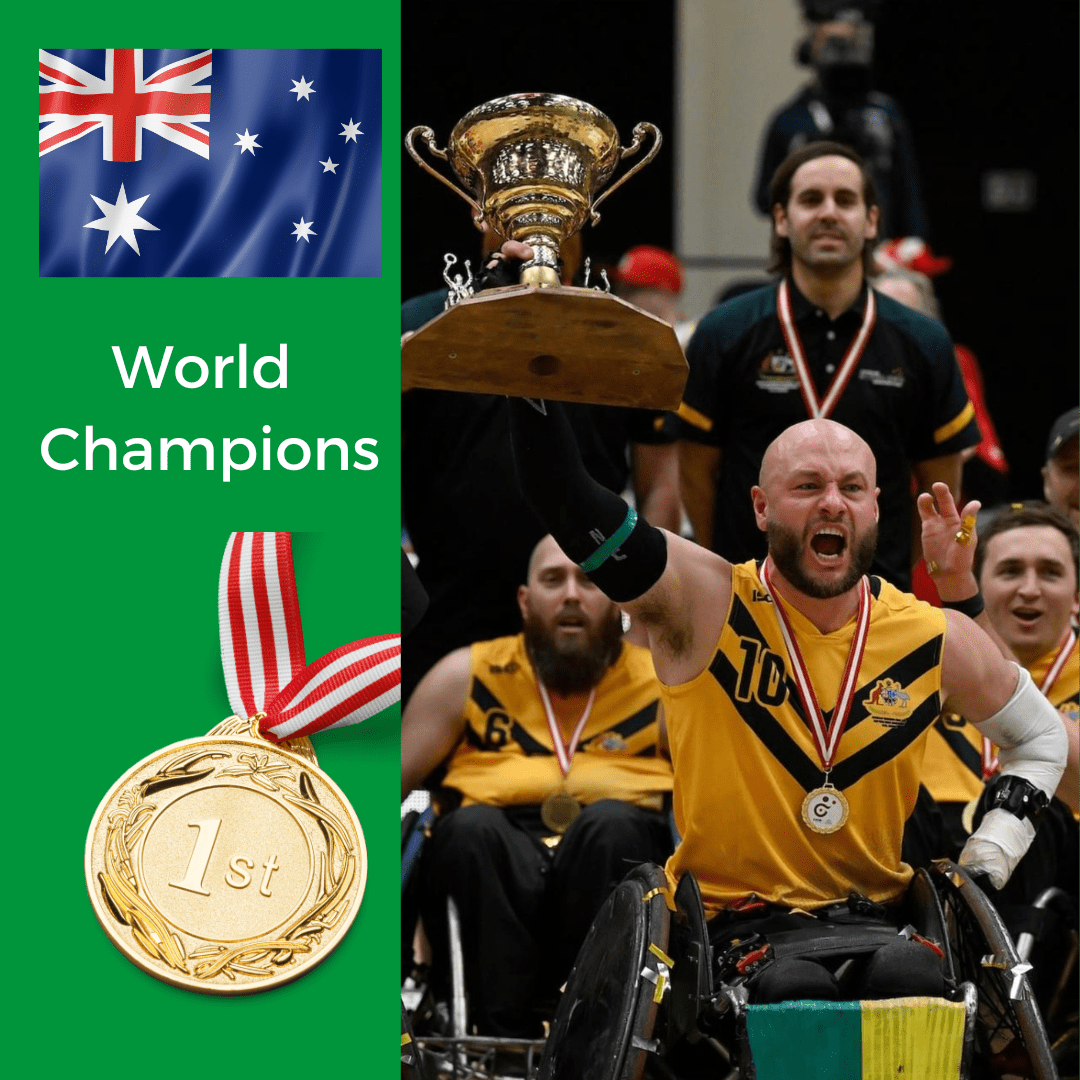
[
  {"xmin": 39, "ymin": 49, "xmax": 212, "ymax": 162},
  {"xmin": 39, "ymin": 49, "xmax": 381, "ymax": 277}
]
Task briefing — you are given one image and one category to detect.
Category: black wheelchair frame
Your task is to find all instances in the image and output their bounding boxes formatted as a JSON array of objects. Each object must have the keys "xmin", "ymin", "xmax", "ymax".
[
  {"xmin": 538, "ymin": 860, "xmax": 1058, "ymax": 1080},
  {"xmin": 403, "ymin": 783, "xmax": 1064, "ymax": 1080}
]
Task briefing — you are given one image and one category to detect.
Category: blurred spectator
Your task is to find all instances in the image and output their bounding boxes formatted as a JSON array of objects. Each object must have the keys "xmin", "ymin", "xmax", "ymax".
[
  {"xmin": 612, "ymin": 245, "xmax": 696, "ymax": 348},
  {"xmin": 872, "ymin": 256, "xmax": 1010, "ymax": 510},
  {"xmin": 1043, "ymin": 407, "xmax": 1079, "ymax": 528},
  {"xmin": 753, "ymin": 0, "xmax": 928, "ymax": 241},
  {"xmin": 678, "ymin": 141, "xmax": 977, "ymax": 590}
]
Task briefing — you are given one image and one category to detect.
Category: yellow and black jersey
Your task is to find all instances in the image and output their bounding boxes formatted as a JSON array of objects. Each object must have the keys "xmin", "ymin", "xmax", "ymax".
[
  {"xmin": 923, "ymin": 711, "xmax": 985, "ymax": 805},
  {"xmin": 664, "ymin": 561, "xmax": 947, "ymax": 915},
  {"xmin": 924, "ymin": 635, "xmax": 1078, "ymax": 811},
  {"xmin": 439, "ymin": 634, "xmax": 673, "ymax": 811}
]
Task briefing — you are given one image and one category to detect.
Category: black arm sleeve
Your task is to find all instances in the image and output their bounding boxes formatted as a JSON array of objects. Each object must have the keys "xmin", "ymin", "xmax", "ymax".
[{"xmin": 508, "ymin": 397, "xmax": 667, "ymax": 603}]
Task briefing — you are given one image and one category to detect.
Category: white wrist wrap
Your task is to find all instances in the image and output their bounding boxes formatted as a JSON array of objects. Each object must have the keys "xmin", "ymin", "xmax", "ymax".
[
  {"xmin": 959, "ymin": 808, "xmax": 1036, "ymax": 890},
  {"xmin": 974, "ymin": 664, "xmax": 1068, "ymax": 799}
]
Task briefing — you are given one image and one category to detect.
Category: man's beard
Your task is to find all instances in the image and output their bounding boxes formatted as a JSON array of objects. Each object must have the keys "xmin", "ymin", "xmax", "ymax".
[
  {"xmin": 767, "ymin": 519, "xmax": 877, "ymax": 599},
  {"xmin": 523, "ymin": 607, "xmax": 624, "ymax": 696}
]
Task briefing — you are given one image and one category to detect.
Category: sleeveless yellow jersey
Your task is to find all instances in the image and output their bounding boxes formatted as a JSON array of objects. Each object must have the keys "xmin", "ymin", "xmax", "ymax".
[
  {"xmin": 439, "ymin": 634, "xmax": 673, "ymax": 811},
  {"xmin": 664, "ymin": 561, "xmax": 947, "ymax": 915},
  {"xmin": 923, "ymin": 633, "xmax": 1078, "ymax": 809}
]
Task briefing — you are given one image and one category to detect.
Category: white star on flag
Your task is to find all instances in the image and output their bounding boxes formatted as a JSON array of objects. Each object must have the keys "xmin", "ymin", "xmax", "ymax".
[
  {"xmin": 290, "ymin": 76, "xmax": 316, "ymax": 101},
  {"xmin": 83, "ymin": 183, "xmax": 159, "ymax": 254},
  {"xmin": 292, "ymin": 216, "xmax": 316, "ymax": 243},
  {"xmin": 235, "ymin": 129, "xmax": 262, "ymax": 155},
  {"xmin": 320, "ymin": 157, "xmax": 338, "ymax": 174},
  {"xmin": 339, "ymin": 118, "xmax": 362, "ymax": 143}
]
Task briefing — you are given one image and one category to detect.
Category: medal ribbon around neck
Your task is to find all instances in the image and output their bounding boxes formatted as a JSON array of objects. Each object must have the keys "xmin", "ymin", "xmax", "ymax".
[
  {"xmin": 536, "ymin": 677, "xmax": 596, "ymax": 778},
  {"xmin": 219, "ymin": 532, "xmax": 401, "ymax": 741},
  {"xmin": 777, "ymin": 277, "xmax": 876, "ymax": 419},
  {"xmin": 982, "ymin": 627, "xmax": 1076, "ymax": 778},
  {"xmin": 761, "ymin": 557, "xmax": 872, "ymax": 775}
]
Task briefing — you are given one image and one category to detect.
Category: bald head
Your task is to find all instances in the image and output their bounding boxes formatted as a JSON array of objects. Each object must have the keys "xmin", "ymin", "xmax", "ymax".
[
  {"xmin": 525, "ymin": 533, "xmax": 566, "ymax": 584},
  {"xmin": 759, "ymin": 420, "xmax": 876, "ymax": 493}
]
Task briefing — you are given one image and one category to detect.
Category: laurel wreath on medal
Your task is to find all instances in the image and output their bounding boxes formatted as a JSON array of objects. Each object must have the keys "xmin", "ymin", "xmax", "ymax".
[{"xmin": 96, "ymin": 748, "xmax": 357, "ymax": 983}]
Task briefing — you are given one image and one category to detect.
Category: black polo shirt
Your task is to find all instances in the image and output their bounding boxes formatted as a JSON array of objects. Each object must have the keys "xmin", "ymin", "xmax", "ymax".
[{"xmin": 676, "ymin": 278, "xmax": 979, "ymax": 590}]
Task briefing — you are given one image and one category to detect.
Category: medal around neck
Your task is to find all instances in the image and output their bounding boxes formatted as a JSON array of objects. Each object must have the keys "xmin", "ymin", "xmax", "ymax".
[
  {"xmin": 86, "ymin": 715, "xmax": 366, "ymax": 994},
  {"xmin": 540, "ymin": 791, "xmax": 582, "ymax": 835},
  {"xmin": 800, "ymin": 785, "xmax": 850, "ymax": 835}
]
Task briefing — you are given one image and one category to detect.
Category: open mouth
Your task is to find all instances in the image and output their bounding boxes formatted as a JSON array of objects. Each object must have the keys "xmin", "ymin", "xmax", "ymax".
[
  {"xmin": 1011, "ymin": 607, "xmax": 1043, "ymax": 628},
  {"xmin": 810, "ymin": 527, "xmax": 847, "ymax": 561},
  {"xmin": 556, "ymin": 613, "xmax": 587, "ymax": 630}
]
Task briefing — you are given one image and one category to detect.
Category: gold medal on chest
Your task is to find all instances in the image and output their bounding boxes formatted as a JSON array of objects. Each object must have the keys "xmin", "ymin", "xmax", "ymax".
[
  {"xmin": 540, "ymin": 791, "xmax": 582, "ymax": 835},
  {"xmin": 800, "ymin": 785, "xmax": 850, "ymax": 835},
  {"xmin": 85, "ymin": 714, "xmax": 366, "ymax": 994}
]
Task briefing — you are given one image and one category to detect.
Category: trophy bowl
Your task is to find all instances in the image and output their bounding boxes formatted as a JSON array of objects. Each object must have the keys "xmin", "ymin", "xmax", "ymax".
[
  {"xmin": 403, "ymin": 93, "xmax": 688, "ymax": 409},
  {"xmin": 444, "ymin": 94, "xmax": 621, "ymax": 285}
]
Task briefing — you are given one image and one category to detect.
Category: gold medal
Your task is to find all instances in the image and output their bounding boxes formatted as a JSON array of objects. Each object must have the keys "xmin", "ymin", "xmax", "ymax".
[
  {"xmin": 86, "ymin": 717, "xmax": 366, "ymax": 994},
  {"xmin": 800, "ymin": 786, "xmax": 850, "ymax": 835},
  {"xmin": 540, "ymin": 791, "xmax": 582, "ymax": 834}
]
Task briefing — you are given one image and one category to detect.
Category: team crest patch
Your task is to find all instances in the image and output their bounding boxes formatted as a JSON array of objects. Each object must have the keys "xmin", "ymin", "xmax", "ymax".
[
  {"xmin": 756, "ymin": 351, "xmax": 799, "ymax": 393},
  {"xmin": 596, "ymin": 733, "xmax": 629, "ymax": 753},
  {"xmin": 1059, "ymin": 701, "xmax": 1079, "ymax": 725},
  {"xmin": 865, "ymin": 678, "xmax": 911, "ymax": 726}
]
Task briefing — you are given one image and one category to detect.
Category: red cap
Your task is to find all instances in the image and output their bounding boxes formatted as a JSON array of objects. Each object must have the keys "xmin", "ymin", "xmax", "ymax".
[
  {"xmin": 874, "ymin": 237, "xmax": 952, "ymax": 277},
  {"xmin": 614, "ymin": 246, "xmax": 684, "ymax": 294}
]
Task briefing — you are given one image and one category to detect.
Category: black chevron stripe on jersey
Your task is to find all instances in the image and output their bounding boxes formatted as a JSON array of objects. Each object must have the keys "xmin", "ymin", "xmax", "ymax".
[
  {"xmin": 933, "ymin": 716, "xmax": 984, "ymax": 779},
  {"xmin": 467, "ymin": 676, "xmax": 553, "ymax": 756},
  {"xmin": 709, "ymin": 646, "xmax": 824, "ymax": 790},
  {"xmin": 715, "ymin": 595, "xmax": 944, "ymax": 791},
  {"xmin": 578, "ymin": 699, "xmax": 660, "ymax": 747}
]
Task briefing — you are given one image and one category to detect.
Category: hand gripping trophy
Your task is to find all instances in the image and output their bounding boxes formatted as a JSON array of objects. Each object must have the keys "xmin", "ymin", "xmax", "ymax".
[{"xmin": 403, "ymin": 93, "xmax": 688, "ymax": 409}]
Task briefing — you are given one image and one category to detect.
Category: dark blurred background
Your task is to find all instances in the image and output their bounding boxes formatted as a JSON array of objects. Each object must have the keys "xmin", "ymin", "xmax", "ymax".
[{"xmin": 401, "ymin": 0, "xmax": 1076, "ymax": 499}]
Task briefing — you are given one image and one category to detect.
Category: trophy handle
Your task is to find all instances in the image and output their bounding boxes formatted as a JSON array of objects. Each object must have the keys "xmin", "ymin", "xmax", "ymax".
[
  {"xmin": 404, "ymin": 126, "xmax": 484, "ymax": 220},
  {"xmin": 590, "ymin": 122, "xmax": 663, "ymax": 225}
]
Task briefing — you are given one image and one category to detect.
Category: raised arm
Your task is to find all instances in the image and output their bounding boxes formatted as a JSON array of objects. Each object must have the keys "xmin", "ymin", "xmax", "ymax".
[
  {"xmin": 508, "ymin": 395, "xmax": 731, "ymax": 685},
  {"xmin": 941, "ymin": 613, "xmax": 1068, "ymax": 888},
  {"xmin": 400, "ymin": 646, "xmax": 472, "ymax": 800}
]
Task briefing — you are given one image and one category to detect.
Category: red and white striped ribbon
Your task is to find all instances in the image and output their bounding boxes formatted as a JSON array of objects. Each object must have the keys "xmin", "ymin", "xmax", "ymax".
[
  {"xmin": 761, "ymin": 558, "xmax": 872, "ymax": 772},
  {"xmin": 219, "ymin": 532, "xmax": 400, "ymax": 742},
  {"xmin": 982, "ymin": 627, "xmax": 1076, "ymax": 779},
  {"xmin": 777, "ymin": 277, "xmax": 876, "ymax": 419},
  {"xmin": 536, "ymin": 678, "xmax": 596, "ymax": 778}
]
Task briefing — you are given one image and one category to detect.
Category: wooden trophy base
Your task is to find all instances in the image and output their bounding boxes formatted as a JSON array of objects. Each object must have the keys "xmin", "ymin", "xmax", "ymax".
[{"xmin": 401, "ymin": 285, "xmax": 689, "ymax": 409}]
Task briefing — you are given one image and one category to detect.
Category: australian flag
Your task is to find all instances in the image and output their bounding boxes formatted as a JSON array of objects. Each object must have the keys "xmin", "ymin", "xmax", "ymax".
[{"xmin": 39, "ymin": 49, "xmax": 381, "ymax": 277}]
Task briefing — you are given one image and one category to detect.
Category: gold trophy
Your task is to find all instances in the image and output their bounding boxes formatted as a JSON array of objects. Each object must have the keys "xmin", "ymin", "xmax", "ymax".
[{"xmin": 403, "ymin": 93, "xmax": 688, "ymax": 409}]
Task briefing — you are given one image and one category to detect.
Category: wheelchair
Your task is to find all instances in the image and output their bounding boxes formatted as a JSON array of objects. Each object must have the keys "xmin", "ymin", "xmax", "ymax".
[
  {"xmin": 401, "ymin": 798, "xmax": 547, "ymax": 1080},
  {"xmin": 539, "ymin": 860, "xmax": 1059, "ymax": 1080}
]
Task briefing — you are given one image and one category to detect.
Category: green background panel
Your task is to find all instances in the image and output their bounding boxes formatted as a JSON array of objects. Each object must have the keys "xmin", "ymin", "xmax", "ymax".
[{"xmin": 10, "ymin": 8, "xmax": 400, "ymax": 1077}]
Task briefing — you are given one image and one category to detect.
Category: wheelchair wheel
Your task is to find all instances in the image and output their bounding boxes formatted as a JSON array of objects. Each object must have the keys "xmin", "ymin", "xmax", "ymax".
[
  {"xmin": 540, "ymin": 863, "xmax": 673, "ymax": 1080},
  {"xmin": 931, "ymin": 860, "xmax": 1057, "ymax": 1080}
]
